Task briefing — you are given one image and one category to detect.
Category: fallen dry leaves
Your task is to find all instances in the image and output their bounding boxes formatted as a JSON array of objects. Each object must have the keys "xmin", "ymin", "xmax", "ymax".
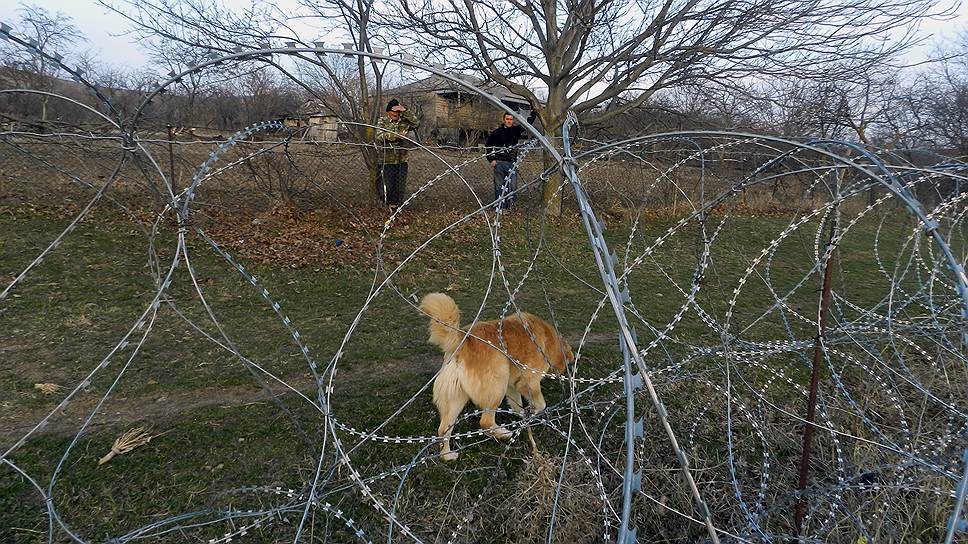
[{"xmin": 205, "ymin": 204, "xmax": 484, "ymax": 268}]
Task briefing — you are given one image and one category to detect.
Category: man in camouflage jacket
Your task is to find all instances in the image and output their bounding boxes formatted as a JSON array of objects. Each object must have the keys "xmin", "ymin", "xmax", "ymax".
[{"xmin": 375, "ymin": 98, "xmax": 420, "ymax": 207}]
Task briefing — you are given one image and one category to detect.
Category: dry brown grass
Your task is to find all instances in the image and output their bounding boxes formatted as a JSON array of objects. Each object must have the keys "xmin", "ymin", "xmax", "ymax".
[{"xmin": 488, "ymin": 451, "xmax": 606, "ymax": 544}]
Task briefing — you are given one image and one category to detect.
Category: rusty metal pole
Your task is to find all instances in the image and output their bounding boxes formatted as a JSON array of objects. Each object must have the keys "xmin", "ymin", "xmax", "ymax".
[{"xmin": 794, "ymin": 201, "xmax": 840, "ymax": 536}]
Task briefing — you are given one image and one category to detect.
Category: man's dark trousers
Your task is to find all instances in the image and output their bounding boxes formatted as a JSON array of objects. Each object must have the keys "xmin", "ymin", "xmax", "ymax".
[
  {"xmin": 492, "ymin": 160, "xmax": 517, "ymax": 209},
  {"xmin": 377, "ymin": 162, "xmax": 408, "ymax": 206}
]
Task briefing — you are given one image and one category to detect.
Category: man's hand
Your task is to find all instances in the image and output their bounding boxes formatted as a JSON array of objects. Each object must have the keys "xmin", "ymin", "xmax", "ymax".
[
  {"xmin": 391, "ymin": 105, "xmax": 406, "ymax": 112},
  {"xmin": 490, "ymin": 160, "xmax": 497, "ymax": 168}
]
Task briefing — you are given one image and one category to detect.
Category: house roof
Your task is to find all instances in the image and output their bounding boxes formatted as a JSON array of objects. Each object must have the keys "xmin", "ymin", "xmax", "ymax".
[
  {"xmin": 295, "ymin": 99, "xmax": 341, "ymax": 117},
  {"xmin": 386, "ymin": 74, "xmax": 533, "ymax": 106}
]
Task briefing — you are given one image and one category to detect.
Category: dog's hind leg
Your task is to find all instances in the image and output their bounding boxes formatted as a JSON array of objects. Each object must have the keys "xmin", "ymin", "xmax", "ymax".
[
  {"xmin": 434, "ymin": 361, "xmax": 468, "ymax": 461},
  {"xmin": 434, "ymin": 360, "xmax": 469, "ymax": 462},
  {"xmin": 436, "ymin": 390, "xmax": 467, "ymax": 462}
]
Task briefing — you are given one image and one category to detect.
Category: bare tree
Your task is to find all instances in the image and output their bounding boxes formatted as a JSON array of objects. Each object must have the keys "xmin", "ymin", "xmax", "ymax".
[
  {"xmin": 763, "ymin": 80, "xmax": 854, "ymax": 140},
  {"xmin": 667, "ymin": 84, "xmax": 762, "ymax": 131},
  {"xmin": 237, "ymin": 69, "xmax": 290, "ymax": 126},
  {"xmin": 294, "ymin": 0, "xmax": 398, "ymax": 202},
  {"xmin": 382, "ymin": 0, "xmax": 952, "ymax": 212},
  {"xmin": 104, "ymin": 0, "xmax": 395, "ymax": 203},
  {"xmin": 871, "ymin": 78, "xmax": 935, "ymax": 151},
  {"xmin": 69, "ymin": 53, "xmax": 166, "ymax": 122},
  {"xmin": 146, "ymin": 38, "xmax": 221, "ymax": 127},
  {"xmin": 0, "ymin": 3, "xmax": 84, "ymax": 122},
  {"xmin": 861, "ymin": 29, "xmax": 968, "ymax": 158},
  {"xmin": 921, "ymin": 29, "xmax": 968, "ymax": 156}
]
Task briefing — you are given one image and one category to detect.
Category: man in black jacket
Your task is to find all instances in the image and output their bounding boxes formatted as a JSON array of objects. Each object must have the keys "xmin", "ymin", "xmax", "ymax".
[{"xmin": 485, "ymin": 109, "xmax": 537, "ymax": 210}]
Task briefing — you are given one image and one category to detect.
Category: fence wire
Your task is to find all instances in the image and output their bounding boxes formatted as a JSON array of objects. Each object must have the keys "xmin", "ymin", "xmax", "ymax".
[{"xmin": 2, "ymin": 37, "xmax": 968, "ymax": 544}]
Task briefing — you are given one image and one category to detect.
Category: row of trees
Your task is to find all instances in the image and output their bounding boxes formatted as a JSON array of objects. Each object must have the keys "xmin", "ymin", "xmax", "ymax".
[
  {"xmin": 0, "ymin": 5, "xmax": 303, "ymax": 132},
  {"xmin": 589, "ymin": 41, "xmax": 968, "ymax": 159},
  {"xmin": 1, "ymin": 1, "xmax": 966, "ymax": 208}
]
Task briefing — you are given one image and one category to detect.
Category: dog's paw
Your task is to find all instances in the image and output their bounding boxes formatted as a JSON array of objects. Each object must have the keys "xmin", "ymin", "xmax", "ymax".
[
  {"xmin": 491, "ymin": 426, "xmax": 513, "ymax": 440},
  {"xmin": 441, "ymin": 450, "xmax": 459, "ymax": 462}
]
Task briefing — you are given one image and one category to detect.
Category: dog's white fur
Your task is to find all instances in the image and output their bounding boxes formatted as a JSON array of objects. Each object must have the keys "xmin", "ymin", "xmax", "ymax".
[{"xmin": 420, "ymin": 293, "xmax": 573, "ymax": 461}]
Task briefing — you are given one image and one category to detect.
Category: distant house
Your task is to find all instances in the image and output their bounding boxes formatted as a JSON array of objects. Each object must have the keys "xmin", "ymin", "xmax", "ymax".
[
  {"xmin": 284, "ymin": 100, "xmax": 341, "ymax": 142},
  {"xmin": 386, "ymin": 74, "xmax": 536, "ymax": 145}
]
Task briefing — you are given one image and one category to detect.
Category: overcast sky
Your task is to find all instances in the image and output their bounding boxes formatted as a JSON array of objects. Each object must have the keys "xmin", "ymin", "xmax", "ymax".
[
  {"xmin": 0, "ymin": 0, "xmax": 312, "ymax": 70},
  {"xmin": 1, "ymin": 0, "xmax": 966, "ymax": 73}
]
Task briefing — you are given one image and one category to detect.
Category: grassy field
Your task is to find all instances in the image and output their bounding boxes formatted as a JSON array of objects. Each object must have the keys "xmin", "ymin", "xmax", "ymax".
[{"xmin": 1, "ymin": 168, "xmax": 964, "ymax": 544}]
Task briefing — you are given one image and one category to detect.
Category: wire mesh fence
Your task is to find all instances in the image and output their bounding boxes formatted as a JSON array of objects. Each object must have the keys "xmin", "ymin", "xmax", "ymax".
[{"xmin": 2, "ymin": 40, "xmax": 968, "ymax": 544}]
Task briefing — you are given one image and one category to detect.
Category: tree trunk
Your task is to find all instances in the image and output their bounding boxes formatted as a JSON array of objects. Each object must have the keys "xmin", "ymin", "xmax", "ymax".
[
  {"xmin": 350, "ymin": 124, "xmax": 381, "ymax": 205},
  {"xmin": 542, "ymin": 151, "xmax": 563, "ymax": 216},
  {"xmin": 541, "ymin": 120, "xmax": 563, "ymax": 216}
]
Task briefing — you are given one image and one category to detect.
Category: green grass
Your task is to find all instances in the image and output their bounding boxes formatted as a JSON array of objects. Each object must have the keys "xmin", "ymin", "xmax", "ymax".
[{"xmin": 0, "ymin": 201, "xmax": 947, "ymax": 542}]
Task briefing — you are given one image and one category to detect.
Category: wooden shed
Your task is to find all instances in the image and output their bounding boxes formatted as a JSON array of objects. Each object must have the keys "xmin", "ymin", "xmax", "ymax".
[
  {"xmin": 386, "ymin": 74, "xmax": 535, "ymax": 145},
  {"xmin": 284, "ymin": 99, "xmax": 341, "ymax": 142}
]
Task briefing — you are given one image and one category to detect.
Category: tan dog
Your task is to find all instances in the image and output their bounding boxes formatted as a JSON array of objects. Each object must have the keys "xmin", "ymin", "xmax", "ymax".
[{"xmin": 420, "ymin": 293, "xmax": 573, "ymax": 461}]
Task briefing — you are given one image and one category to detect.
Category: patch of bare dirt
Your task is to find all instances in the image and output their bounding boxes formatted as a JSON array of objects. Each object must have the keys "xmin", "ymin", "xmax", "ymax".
[{"xmin": 0, "ymin": 356, "xmax": 424, "ymax": 444}]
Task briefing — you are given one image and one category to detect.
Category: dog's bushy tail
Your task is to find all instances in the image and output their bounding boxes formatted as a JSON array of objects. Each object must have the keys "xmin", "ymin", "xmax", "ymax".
[{"xmin": 420, "ymin": 293, "xmax": 463, "ymax": 357}]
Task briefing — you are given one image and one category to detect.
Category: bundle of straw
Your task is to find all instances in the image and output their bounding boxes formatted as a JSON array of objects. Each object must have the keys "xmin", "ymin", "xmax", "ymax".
[
  {"xmin": 97, "ymin": 427, "xmax": 159, "ymax": 466},
  {"xmin": 33, "ymin": 383, "xmax": 64, "ymax": 395}
]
